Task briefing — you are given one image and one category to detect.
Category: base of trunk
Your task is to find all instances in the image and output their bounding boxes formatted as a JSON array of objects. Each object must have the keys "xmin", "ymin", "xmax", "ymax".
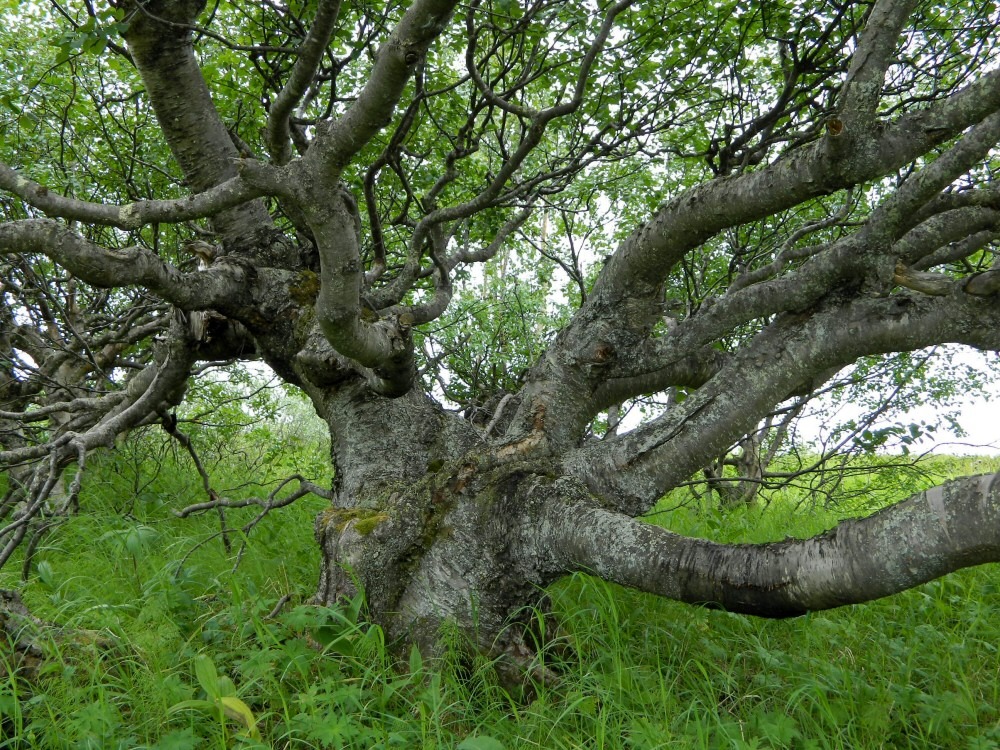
[
  {"xmin": 1, "ymin": 589, "xmax": 48, "ymax": 682},
  {"xmin": 313, "ymin": 458, "xmax": 578, "ymax": 679}
]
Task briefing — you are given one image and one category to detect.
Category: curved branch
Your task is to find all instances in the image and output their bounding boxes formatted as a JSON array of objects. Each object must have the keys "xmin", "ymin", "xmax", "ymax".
[
  {"xmin": 588, "ymin": 346, "xmax": 726, "ymax": 417},
  {"xmin": 730, "ymin": 191, "xmax": 855, "ymax": 293},
  {"xmin": 911, "ymin": 229, "xmax": 998, "ymax": 272},
  {"xmin": 369, "ymin": 2, "xmax": 634, "ymax": 310},
  {"xmin": 585, "ymin": 64, "xmax": 1000, "ymax": 322},
  {"xmin": 0, "ymin": 162, "xmax": 275, "ymax": 230},
  {"xmin": 652, "ymin": 117, "xmax": 1000, "ymax": 365},
  {"xmin": 566, "ymin": 292, "xmax": 1000, "ymax": 514},
  {"xmin": 307, "ymin": 0, "xmax": 461, "ymax": 173},
  {"xmin": 266, "ymin": 0, "xmax": 343, "ymax": 166},
  {"xmin": 544, "ymin": 472, "xmax": 1000, "ymax": 617},
  {"xmin": 309, "ymin": 190, "xmax": 415, "ymax": 396},
  {"xmin": 862, "ymin": 110, "xmax": 1000, "ymax": 244},
  {"xmin": 123, "ymin": 1, "xmax": 275, "ymax": 247},
  {"xmin": 0, "ymin": 323, "xmax": 197, "ymax": 569},
  {"xmin": 175, "ymin": 474, "xmax": 334, "ymax": 518},
  {"xmin": 896, "ymin": 207, "xmax": 1000, "ymax": 267},
  {"xmin": 126, "ymin": 1, "xmax": 299, "ymax": 54},
  {"xmin": 0, "ymin": 220, "xmax": 252, "ymax": 312},
  {"xmin": 511, "ymin": 74, "xmax": 1000, "ymax": 449}
]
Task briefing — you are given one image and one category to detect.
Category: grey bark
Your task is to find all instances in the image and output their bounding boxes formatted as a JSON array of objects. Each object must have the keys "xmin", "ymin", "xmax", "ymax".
[{"xmin": 543, "ymin": 473, "xmax": 1000, "ymax": 617}]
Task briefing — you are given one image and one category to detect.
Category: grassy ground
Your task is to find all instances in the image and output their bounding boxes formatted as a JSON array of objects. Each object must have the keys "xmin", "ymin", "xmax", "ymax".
[{"xmin": 1, "ymin": 435, "xmax": 998, "ymax": 749}]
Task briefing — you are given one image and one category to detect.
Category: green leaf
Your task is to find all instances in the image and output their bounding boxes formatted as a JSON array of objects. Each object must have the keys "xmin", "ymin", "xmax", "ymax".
[
  {"xmin": 219, "ymin": 695, "xmax": 261, "ymax": 740},
  {"xmin": 312, "ymin": 624, "xmax": 356, "ymax": 656},
  {"xmin": 0, "ymin": 693, "xmax": 18, "ymax": 718},
  {"xmin": 346, "ymin": 590, "xmax": 365, "ymax": 623},
  {"xmin": 217, "ymin": 675, "xmax": 237, "ymax": 697},
  {"xmin": 36, "ymin": 560, "xmax": 56, "ymax": 588},
  {"xmin": 167, "ymin": 698, "xmax": 217, "ymax": 715},
  {"xmin": 457, "ymin": 736, "xmax": 506, "ymax": 750},
  {"xmin": 408, "ymin": 643, "xmax": 423, "ymax": 674},
  {"xmin": 193, "ymin": 654, "xmax": 221, "ymax": 699}
]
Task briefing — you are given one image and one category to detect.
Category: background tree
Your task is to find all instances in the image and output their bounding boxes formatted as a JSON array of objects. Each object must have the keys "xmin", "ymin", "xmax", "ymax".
[{"xmin": 1, "ymin": 0, "xmax": 1000, "ymax": 670}]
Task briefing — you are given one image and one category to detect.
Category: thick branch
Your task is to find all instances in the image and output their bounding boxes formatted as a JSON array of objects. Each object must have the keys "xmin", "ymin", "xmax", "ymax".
[
  {"xmin": 589, "ymin": 347, "xmax": 726, "ymax": 417},
  {"xmin": 310, "ymin": 191, "xmax": 415, "ymax": 396},
  {"xmin": 0, "ymin": 162, "xmax": 273, "ymax": 230},
  {"xmin": 566, "ymin": 292, "xmax": 1000, "ymax": 513},
  {"xmin": 124, "ymin": 1, "xmax": 274, "ymax": 248},
  {"xmin": 896, "ymin": 207, "xmax": 1000, "ymax": 267},
  {"xmin": 307, "ymin": 0, "xmax": 460, "ymax": 173},
  {"xmin": 509, "ymin": 66, "xmax": 1000, "ymax": 450},
  {"xmin": 0, "ymin": 220, "xmax": 252, "ymax": 312},
  {"xmin": 586, "ymin": 65, "xmax": 1000, "ymax": 320},
  {"xmin": 838, "ymin": 0, "xmax": 919, "ymax": 120},
  {"xmin": 266, "ymin": 0, "xmax": 343, "ymax": 166},
  {"xmin": 545, "ymin": 473, "xmax": 1000, "ymax": 617},
  {"xmin": 861, "ymin": 110, "xmax": 1000, "ymax": 245}
]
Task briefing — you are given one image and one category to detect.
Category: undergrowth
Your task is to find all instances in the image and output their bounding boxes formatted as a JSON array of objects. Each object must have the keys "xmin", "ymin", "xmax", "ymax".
[{"xmin": 1, "ymin": 436, "xmax": 998, "ymax": 749}]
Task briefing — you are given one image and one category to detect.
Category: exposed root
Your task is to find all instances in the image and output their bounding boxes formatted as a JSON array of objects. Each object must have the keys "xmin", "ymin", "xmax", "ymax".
[
  {"xmin": 0, "ymin": 588, "xmax": 113, "ymax": 683},
  {"xmin": 1, "ymin": 589, "xmax": 50, "ymax": 682}
]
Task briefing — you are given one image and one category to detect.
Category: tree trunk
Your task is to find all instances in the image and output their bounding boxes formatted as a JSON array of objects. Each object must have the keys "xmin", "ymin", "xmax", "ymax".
[
  {"xmin": 311, "ymin": 386, "xmax": 563, "ymax": 664},
  {"xmin": 0, "ymin": 589, "xmax": 113, "ymax": 684},
  {"xmin": 313, "ymin": 386, "xmax": 1000, "ymax": 668}
]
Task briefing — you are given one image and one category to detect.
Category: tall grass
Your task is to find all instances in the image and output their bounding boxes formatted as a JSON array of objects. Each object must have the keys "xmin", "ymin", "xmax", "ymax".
[{"xmin": 1, "ymin": 436, "xmax": 998, "ymax": 749}]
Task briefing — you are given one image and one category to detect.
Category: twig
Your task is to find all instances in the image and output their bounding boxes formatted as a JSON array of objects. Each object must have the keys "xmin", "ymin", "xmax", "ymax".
[
  {"xmin": 160, "ymin": 413, "xmax": 231, "ymax": 553},
  {"xmin": 172, "ymin": 474, "xmax": 333, "ymax": 574},
  {"xmin": 267, "ymin": 593, "xmax": 292, "ymax": 619}
]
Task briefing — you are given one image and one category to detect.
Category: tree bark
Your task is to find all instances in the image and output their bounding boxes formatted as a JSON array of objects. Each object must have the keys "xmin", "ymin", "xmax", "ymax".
[
  {"xmin": 0, "ymin": 589, "xmax": 113, "ymax": 684},
  {"xmin": 0, "ymin": 589, "xmax": 48, "ymax": 682}
]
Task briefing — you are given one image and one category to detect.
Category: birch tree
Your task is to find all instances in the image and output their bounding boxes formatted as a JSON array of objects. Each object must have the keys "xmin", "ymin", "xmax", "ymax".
[{"xmin": 1, "ymin": 0, "xmax": 1000, "ymax": 667}]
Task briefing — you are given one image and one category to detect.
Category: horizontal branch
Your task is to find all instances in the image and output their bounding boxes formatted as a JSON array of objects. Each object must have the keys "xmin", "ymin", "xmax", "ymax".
[
  {"xmin": 175, "ymin": 474, "xmax": 334, "ymax": 518},
  {"xmin": 0, "ymin": 220, "xmax": 252, "ymax": 311},
  {"xmin": 544, "ymin": 472, "xmax": 1000, "ymax": 617},
  {"xmin": 0, "ymin": 394, "xmax": 128, "ymax": 423},
  {"xmin": 896, "ymin": 206, "xmax": 1000, "ymax": 266},
  {"xmin": 0, "ymin": 162, "xmax": 276, "ymax": 230},
  {"xmin": 589, "ymin": 346, "xmax": 726, "ymax": 416},
  {"xmin": 567, "ymin": 291, "xmax": 1000, "ymax": 513}
]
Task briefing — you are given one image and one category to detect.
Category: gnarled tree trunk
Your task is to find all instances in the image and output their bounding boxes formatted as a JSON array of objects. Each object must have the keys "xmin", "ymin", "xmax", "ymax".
[{"xmin": 316, "ymin": 397, "xmax": 1000, "ymax": 663}]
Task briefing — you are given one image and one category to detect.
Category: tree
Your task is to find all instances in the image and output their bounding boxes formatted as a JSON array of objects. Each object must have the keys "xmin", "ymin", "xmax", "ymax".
[{"xmin": 1, "ymin": 0, "xmax": 1000, "ymax": 670}]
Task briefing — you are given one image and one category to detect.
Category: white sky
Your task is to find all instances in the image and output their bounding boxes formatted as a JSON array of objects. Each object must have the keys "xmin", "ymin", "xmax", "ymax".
[{"xmin": 795, "ymin": 346, "xmax": 1000, "ymax": 456}]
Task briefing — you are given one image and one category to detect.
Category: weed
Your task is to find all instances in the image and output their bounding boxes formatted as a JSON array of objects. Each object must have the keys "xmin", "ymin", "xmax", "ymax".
[{"xmin": 0, "ymin": 444, "xmax": 998, "ymax": 748}]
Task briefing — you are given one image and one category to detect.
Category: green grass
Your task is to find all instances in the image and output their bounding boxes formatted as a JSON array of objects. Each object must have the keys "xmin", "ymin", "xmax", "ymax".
[{"xmin": 1, "ymin": 439, "xmax": 999, "ymax": 749}]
